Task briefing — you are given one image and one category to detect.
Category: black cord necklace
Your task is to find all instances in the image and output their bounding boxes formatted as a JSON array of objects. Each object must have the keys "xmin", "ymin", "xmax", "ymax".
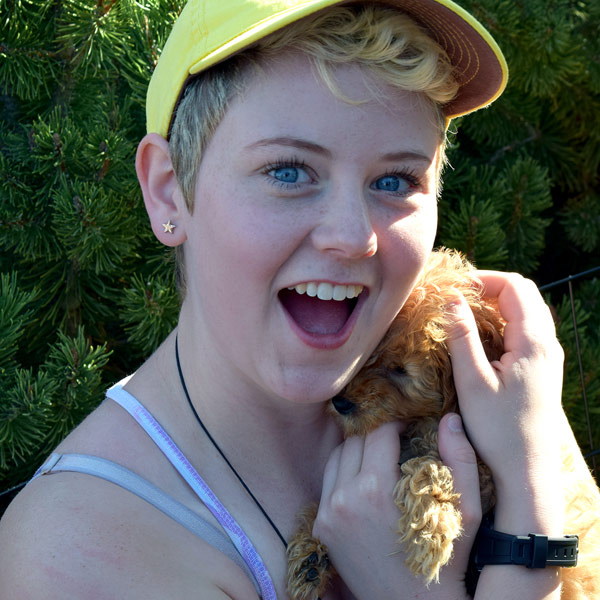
[{"xmin": 175, "ymin": 335, "xmax": 288, "ymax": 549}]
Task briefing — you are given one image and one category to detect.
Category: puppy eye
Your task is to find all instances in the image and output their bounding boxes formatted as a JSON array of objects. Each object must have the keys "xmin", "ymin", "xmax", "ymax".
[
  {"xmin": 332, "ymin": 395, "xmax": 356, "ymax": 415},
  {"xmin": 394, "ymin": 366, "xmax": 407, "ymax": 376}
]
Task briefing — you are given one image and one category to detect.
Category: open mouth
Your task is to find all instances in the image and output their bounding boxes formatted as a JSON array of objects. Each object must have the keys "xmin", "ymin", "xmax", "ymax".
[{"xmin": 278, "ymin": 282, "xmax": 365, "ymax": 335}]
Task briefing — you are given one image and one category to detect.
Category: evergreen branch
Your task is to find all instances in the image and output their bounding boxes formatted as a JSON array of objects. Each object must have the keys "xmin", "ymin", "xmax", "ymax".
[
  {"xmin": 0, "ymin": 43, "xmax": 63, "ymax": 61},
  {"xmin": 0, "ymin": 273, "xmax": 37, "ymax": 371},
  {"xmin": 42, "ymin": 327, "xmax": 112, "ymax": 443},
  {"xmin": 120, "ymin": 271, "xmax": 179, "ymax": 355},
  {"xmin": 489, "ymin": 129, "xmax": 541, "ymax": 164},
  {"xmin": 0, "ymin": 370, "xmax": 54, "ymax": 472}
]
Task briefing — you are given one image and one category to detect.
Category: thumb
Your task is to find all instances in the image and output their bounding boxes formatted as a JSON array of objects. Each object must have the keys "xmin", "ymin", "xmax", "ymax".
[
  {"xmin": 437, "ymin": 413, "xmax": 482, "ymax": 565},
  {"xmin": 445, "ymin": 292, "xmax": 498, "ymax": 400}
]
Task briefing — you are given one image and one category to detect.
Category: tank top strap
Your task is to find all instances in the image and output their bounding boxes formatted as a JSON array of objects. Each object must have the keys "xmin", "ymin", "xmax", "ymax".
[
  {"xmin": 32, "ymin": 452, "xmax": 261, "ymax": 595},
  {"xmin": 106, "ymin": 381, "xmax": 277, "ymax": 600}
]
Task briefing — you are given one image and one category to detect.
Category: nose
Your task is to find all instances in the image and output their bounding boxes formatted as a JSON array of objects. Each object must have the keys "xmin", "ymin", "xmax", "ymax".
[{"xmin": 311, "ymin": 183, "xmax": 378, "ymax": 259}]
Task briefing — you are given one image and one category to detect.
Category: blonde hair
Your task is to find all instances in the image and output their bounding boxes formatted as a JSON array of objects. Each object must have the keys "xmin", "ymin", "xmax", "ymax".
[{"xmin": 169, "ymin": 3, "xmax": 459, "ymax": 291}]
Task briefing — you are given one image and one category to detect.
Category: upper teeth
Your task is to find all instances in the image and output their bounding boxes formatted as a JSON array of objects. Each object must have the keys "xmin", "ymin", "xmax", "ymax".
[{"xmin": 288, "ymin": 282, "xmax": 364, "ymax": 301}]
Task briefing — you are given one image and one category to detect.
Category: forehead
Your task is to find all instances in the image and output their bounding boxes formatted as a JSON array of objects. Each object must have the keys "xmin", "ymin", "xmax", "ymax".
[{"xmin": 215, "ymin": 50, "xmax": 442, "ymax": 162}]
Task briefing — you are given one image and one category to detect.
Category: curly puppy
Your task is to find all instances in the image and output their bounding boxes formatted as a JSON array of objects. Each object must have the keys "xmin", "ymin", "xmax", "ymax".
[{"xmin": 286, "ymin": 248, "xmax": 600, "ymax": 600}]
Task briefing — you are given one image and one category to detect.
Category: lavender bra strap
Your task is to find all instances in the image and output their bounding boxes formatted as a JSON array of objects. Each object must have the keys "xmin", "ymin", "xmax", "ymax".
[{"xmin": 106, "ymin": 382, "xmax": 277, "ymax": 600}]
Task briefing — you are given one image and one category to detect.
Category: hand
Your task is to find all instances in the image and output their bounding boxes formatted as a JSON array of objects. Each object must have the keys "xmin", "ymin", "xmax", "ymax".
[
  {"xmin": 445, "ymin": 271, "xmax": 565, "ymax": 532},
  {"xmin": 314, "ymin": 417, "xmax": 482, "ymax": 600}
]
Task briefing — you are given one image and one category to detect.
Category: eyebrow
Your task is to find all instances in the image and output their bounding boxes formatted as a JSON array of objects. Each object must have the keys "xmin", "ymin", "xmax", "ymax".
[
  {"xmin": 380, "ymin": 150, "xmax": 433, "ymax": 164},
  {"xmin": 246, "ymin": 136, "xmax": 432, "ymax": 164},
  {"xmin": 246, "ymin": 136, "xmax": 332, "ymax": 157}
]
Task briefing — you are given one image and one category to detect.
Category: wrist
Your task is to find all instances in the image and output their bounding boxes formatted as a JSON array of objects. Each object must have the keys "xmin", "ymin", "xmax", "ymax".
[
  {"xmin": 470, "ymin": 516, "xmax": 569, "ymax": 600},
  {"xmin": 493, "ymin": 490, "xmax": 564, "ymax": 538},
  {"xmin": 492, "ymin": 449, "xmax": 564, "ymax": 536}
]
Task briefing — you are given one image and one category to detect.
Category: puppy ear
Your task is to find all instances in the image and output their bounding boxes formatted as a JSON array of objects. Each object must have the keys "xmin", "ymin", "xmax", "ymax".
[{"xmin": 136, "ymin": 133, "xmax": 187, "ymax": 247}]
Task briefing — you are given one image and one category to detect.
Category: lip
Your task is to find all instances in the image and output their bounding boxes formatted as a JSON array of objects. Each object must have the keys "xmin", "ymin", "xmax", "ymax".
[{"xmin": 279, "ymin": 285, "xmax": 369, "ymax": 350}]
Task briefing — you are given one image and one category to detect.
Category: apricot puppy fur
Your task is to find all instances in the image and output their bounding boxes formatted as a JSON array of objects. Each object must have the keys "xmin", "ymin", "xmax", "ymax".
[{"xmin": 286, "ymin": 248, "xmax": 600, "ymax": 600}]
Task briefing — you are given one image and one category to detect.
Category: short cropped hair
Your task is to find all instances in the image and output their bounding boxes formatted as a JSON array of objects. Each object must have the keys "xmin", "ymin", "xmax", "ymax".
[{"xmin": 168, "ymin": 4, "xmax": 459, "ymax": 291}]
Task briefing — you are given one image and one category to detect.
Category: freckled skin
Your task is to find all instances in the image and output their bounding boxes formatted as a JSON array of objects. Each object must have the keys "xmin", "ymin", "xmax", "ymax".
[{"xmin": 177, "ymin": 50, "xmax": 441, "ymax": 408}]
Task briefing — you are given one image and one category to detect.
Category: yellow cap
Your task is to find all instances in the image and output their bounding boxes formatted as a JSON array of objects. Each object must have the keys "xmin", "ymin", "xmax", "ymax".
[{"xmin": 146, "ymin": 0, "xmax": 508, "ymax": 137}]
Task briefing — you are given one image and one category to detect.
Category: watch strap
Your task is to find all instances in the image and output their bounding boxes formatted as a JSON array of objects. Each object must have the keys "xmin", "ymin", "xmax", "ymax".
[{"xmin": 473, "ymin": 524, "xmax": 578, "ymax": 569}]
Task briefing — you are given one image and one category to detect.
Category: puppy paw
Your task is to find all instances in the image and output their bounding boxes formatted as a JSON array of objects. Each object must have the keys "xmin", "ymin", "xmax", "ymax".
[
  {"xmin": 394, "ymin": 457, "xmax": 462, "ymax": 584},
  {"xmin": 287, "ymin": 539, "xmax": 333, "ymax": 600}
]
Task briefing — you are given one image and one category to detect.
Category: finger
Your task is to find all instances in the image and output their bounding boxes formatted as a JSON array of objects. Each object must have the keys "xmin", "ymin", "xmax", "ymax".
[
  {"xmin": 360, "ymin": 421, "xmax": 403, "ymax": 475},
  {"xmin": 320, "ymin": 442, "xmax": 342, "ymax": 502},
  {"xmin": 437, "ymin": 413, "xmax": 482, "ymax": 566},
  {"xmin": 445, "ymin": 291, "xmax": 499, "ymax": 396},
  {"xmin": 320, "ymin": 435, "xmax": 365, "ymax": 503},
  {"xmin": 476, "ymin": 271, "xmax": 553, "ymax": 325},
  {"xmin": 475, "ymin": 271, "xmax": 557, "ymax": 353},
  {"xmin": 478, "ymin": 271, "xmax": 563, "ymax": 364},
  {"xmin": 337, "ymin": 435, "xmax": 366, "ymax": 482}
]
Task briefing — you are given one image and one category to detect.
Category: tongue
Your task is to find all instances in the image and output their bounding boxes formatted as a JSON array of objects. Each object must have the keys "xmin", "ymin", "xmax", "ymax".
[{"xmin": 281, "ymin": 290, "xmax": 351, "ymax": 334}]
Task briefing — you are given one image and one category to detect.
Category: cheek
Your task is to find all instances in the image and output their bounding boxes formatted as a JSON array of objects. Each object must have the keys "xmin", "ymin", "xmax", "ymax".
[
  {"xmin": 377, "ymin": 205, "xmax": 438, "ymax": 314},
  {"xmin": 384, "ymin": 203, "xmax": 438, "ymax": 264},
  {"xmin": 190, "ymin": 187, "xmax": 300, "ymax": 299}
]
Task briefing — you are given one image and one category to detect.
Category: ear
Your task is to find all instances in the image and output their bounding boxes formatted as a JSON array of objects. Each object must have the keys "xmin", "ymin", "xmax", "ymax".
[{"xmin": 136, "ymin": 133, "xmax": 187, "ymax": 247}]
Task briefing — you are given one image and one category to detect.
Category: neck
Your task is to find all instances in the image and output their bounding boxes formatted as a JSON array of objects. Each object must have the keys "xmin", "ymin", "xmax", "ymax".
[
  {"xmin": 174, "ymin": 299, "xmax": 342, "ymax": 436},
  {"xmin": 125, "ymin": 326, "xmax": 344, "ymax": 547},
  {"xmin": 139, "ymin": 325, "xmax": 342, "ymax": 485}
]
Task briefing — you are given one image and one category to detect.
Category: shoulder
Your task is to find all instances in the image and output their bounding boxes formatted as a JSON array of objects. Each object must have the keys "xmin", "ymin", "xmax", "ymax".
[
  {"xmin": 0, "ymin": 470, "xmax": 259, "ymax": 600},
  {"xmin": 0, "ymin": 390, "xmax": 259, "ymax": 600}
]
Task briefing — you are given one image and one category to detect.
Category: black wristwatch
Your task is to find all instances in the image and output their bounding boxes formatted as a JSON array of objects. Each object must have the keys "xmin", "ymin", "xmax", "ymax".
[{"xmin": 473, "ymin": 517, "xmax": 579, "ymax": 570}]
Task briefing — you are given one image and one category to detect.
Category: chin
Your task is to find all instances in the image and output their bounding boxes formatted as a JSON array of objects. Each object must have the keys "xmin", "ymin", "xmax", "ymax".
[{"xmin": 273, "ymin": 358, "xmax": 365, "ymax": 407}]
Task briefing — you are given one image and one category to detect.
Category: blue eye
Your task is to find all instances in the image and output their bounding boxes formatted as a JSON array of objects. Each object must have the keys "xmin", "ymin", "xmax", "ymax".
[
  {"xmin": 264, "ymin": 159, "xmax": 312, "ymax": 189},
  {"xmin": 375, "ymin": 175, "xmax": 404, "ymax": 192},
  {"xmin": 272, "ymin": 167, "xmax": 301, "ymax": 183},
  {"xmin": 371, "ymin": 170, "xmax": 420, "ymax": 196}
]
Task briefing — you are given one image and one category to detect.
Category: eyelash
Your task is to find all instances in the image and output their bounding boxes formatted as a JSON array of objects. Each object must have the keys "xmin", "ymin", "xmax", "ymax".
[
  {"xmin": 261, "ymin": 159, "xmax": 422, "ymax": 195},
  {"xmin": 261, "ymin": 157, "xmax": 308, "ymax": 189},
  {"xmin": 379, "ymin": 168, "xmax": 422, "ymax": 194}
]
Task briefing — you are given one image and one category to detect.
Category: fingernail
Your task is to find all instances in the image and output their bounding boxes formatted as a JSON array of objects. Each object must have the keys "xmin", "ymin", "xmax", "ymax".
[
  {"xmin": 448, "ymin": 414, "xmax": 463, "ymax": 432},
  {"xmin": 444, "ymin": 296, "xmax": 462, "ymax": 314}
]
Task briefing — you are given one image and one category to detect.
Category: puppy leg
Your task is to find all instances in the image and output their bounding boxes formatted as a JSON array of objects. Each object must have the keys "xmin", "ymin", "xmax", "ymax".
[
  {"xmin": 287, "ymin": 503, "xmax": 335, "ymax": 600},
  {"xmin": 394, "ymin": 455, "xmax": 462, "ymax": 584}
]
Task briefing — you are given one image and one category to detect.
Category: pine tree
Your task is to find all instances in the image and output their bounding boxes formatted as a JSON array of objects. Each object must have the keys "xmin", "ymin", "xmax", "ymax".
[
  {"xmin": 0, "ymin": 0, "xmax": 182, "ymax": 499},
  {"xmin": 1, "ymin": 0, "xmax": 598, "ymax": 509},
  {"xmin": 436, "ymin": 0, "xmax": 600, "ymax": 467}
]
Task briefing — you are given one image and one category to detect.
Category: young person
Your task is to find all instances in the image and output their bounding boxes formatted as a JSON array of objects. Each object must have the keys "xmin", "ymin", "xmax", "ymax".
[{"xmin": 0, "ymin": 1, "xmax": 592, "ymax": 598}]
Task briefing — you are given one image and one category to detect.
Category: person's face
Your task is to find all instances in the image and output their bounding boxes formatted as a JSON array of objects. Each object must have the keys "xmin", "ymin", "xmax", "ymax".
[{"xmin": 181, "ymin": 51, "xmax": 441, "ymax": 404}]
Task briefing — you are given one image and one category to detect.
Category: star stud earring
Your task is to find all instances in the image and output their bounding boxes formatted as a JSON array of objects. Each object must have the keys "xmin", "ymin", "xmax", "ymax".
[{"xmin": 162, "ymin": 220, "xmax": 176, "ymax": 234}]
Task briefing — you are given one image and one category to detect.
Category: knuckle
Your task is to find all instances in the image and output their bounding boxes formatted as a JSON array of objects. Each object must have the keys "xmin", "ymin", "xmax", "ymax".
[
  {"xmin": 459, "ymin": 499, "xmax": 482, "ymax": 531},
  {"xmin": 448, "ymin": 316, "xmax": 470, "ymax": 339},
  {"xmin": 530, "ymin": 335, "xmax": 564, "ymax": 363},
  {"xmin": 554, "ymin": 340, "xmax": 565, "ymax": 362},
  {"xmin": 357, "ymin": 473, "xmax": 388, "ymax": 507},
  {"xmin": 522, "ymin": 275, "xmax": 539, "ymax": 291},
  {"xmin": 505, "ymin": 271, "xmax": 526, "ymax": 289},
  {"xmin": 312, "ymin": 513, "xmax": 332, "ymax": 541},
  {"xmin": 314, "ymin": 491, "xmax": 349, "ymax": 539},
  {"xmin": 508, "ymin": 273, "xmax": 542, "ymax": 300},
  {"xmin": 325, "ymin": 474, "xmax": 392, "ymax": 519},
  {"xmin": 328, "ymin": 488, "xmax": 353, "ymax": 519},
  {"xmin": 452, "ymin": 444, "xmax": 478, "ymax": 466},
  {"xmin": 446, "ymin": 314, "xmax": 477, "ymax": 346}
]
